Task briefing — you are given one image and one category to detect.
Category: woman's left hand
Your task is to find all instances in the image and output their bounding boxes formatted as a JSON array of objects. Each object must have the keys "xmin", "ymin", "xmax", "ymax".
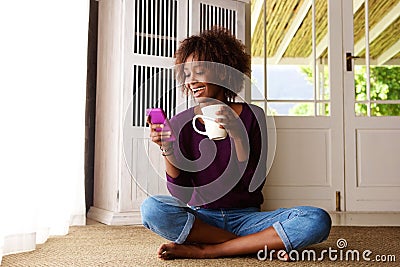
[{"xmin": 215, "ymin": 106, "xmax": 246, "ymax": 140}]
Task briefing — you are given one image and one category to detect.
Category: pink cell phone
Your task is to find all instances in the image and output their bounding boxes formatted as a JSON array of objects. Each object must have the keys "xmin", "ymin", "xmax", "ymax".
[{"xmin": 146, "ymin": 108, "xmax": 176, "ymax": 142}]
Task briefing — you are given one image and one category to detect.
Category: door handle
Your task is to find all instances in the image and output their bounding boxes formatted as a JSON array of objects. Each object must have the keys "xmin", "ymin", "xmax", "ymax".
[{"xmin": 346, "ymin": 52, "xmax": 360, "ymax": 71}]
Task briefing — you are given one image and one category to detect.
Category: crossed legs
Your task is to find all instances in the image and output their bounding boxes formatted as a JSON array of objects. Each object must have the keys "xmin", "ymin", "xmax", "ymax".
[
  {"xmin": 140, "ymin": 195, "xmax": 331, "ymax": 260},
  {"xmin": 157, "ymin": 217, "xmax": 286, "ymax": 260}
]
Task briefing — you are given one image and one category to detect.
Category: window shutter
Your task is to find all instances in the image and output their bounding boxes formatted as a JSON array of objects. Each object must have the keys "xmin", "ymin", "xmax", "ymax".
[{"xmin": 128, "ymin": 0, "xmax": 187, "ymax": 127}]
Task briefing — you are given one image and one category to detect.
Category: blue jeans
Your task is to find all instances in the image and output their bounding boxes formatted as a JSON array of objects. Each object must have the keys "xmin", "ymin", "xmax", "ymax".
[{"xmin": 140, "ymin": 195, "xmax": 331, "ymax": 252}]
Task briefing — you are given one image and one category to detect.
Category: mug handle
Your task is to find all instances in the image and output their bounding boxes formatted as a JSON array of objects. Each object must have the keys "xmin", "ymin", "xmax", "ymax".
[{"xmin": 192, "ymin": 115, "xmax": 215, "ymax": 135}]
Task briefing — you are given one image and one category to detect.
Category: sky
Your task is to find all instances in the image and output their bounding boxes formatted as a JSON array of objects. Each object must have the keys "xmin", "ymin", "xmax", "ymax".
[{"xmin": 251, "ymin": 64, "xmax": 314, "ymax": 114}]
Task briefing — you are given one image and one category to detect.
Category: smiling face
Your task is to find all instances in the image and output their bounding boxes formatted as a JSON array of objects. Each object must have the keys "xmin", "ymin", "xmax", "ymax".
[{"xmin": 183, "ymin": 54, "xmax": 226, "ymax": 104}]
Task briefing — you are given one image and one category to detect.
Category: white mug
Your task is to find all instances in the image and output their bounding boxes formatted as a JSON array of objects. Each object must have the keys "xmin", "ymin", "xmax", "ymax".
[{"xmin": 192, "ymin": 104, "xmax": 227, "ymax": 140}]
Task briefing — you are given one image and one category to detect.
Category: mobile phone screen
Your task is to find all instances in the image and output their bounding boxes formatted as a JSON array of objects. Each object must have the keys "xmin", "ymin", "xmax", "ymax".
[{"xmin": 146, "ymin": 108, "xmax": 176, "ymax": 141}]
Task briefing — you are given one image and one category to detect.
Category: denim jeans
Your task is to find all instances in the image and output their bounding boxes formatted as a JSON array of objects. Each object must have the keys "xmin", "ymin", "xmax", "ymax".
[{"xmin": 140, "ymin": 195, "xmax": 331, "ymax": 252}]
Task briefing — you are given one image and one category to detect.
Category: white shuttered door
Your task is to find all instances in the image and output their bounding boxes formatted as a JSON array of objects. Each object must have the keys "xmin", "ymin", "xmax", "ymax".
[
  {"xmin": 122, "ymin": 0, "xmax": 249, "ymax": 213},
  {"xmin": 122, "ymin": 0, "xmax": 187, "ymax": 212},
  {"xmin": 190, "ymin": 0, "xmax": 246, "ymax": 42}
]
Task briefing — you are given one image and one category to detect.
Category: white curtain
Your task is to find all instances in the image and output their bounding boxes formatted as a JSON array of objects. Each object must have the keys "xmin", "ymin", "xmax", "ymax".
[{"xmin": 0, "ymin": 1, "xmax": 89, "ymax": 264}]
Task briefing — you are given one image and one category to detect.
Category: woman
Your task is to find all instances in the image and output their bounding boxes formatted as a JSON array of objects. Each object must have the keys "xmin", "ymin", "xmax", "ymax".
[{"xmin": 141, "ymin": 27, "xmax": 331, "ymax": 260}]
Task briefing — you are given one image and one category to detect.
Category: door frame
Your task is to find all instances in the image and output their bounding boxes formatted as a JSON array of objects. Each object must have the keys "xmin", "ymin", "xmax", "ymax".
[
  {"xmin": 342, "ymin": 0, "xmax": 400, "ymax": 211},
  {"xmin": 261, "ymin": 0, "xmax": 345, "ymax": 212}
]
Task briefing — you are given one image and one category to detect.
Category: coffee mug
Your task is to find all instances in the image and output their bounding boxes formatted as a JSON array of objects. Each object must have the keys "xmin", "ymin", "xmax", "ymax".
[{"xmin": 192, "ymin": 104, "xmax": 227, "ymax": 140}]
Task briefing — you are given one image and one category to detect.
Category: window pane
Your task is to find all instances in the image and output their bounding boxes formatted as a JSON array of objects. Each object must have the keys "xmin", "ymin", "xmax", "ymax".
[
  {"xmin": 354, "ymin": 66, "xmax": 400, "ymax": 116},
  {"xmin": 250, "ymin": 0, "xmax": 330, "ymax": 117},
  {"xmin": 355, "ymin": 103, "xmax": 368, "ymax": 116},
  {"xmin": 354, "ymin": 66, "xmax": 368, "ymax": 101},
  {"xmin": 289, "ymin": 102, "xmax": 315, "ymax": 116},
  {"xmin": 267, "ymin": 65, "xmax": 314, "ymax": 101},
  {"xmin": 316, "ymin": 61, "xmax": 330, "ymax": 101},
  {"xmin": 370, "ymin": 67, "xmax": 400, "ymax": 101},
  {"xmin": 355, "ymin": 103, "xmax": 400, "ymax": 117},
  {"xmin": 268, "ymin": 102, "xmax": 315, "ymax": 116},
  {"xmin": 371, "ymin": 104, "xmax": 400, "ymax": 116},
  {"xmin": 317, "ymin": 102, "xmax": 330, "ymax": 116},
  {"xmin": 251, "ymin": 64, "xmax": 265, "ymax": 100}
]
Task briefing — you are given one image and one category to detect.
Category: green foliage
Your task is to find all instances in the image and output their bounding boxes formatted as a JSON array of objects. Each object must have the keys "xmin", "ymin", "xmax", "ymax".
[
  {"xmin": 295, "ymin": 65, "xmax": 400, "ymax": 116},
  {"xmin": 300, "ymin": 66, "xmax": 330, "ymax": 95},
  {"xmin": 289, "ymin": 102, "xmax": 330, "ymax": 116},
  {"xmin": 354, "ymin": 66, "xmax": 400, "ymax": 116},
  {"xmin": 289, "ymin": 103, "xmax": 314, "ymax": 116},
  {"xmin": 290, "ymin": 66, "xmax": 330, "ymax": 116}
]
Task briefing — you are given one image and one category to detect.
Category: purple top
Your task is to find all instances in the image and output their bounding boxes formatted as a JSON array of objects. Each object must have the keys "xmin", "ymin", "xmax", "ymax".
[{"xmin": 166, "ymin": 103, "xmax": 267, "ymax": 209}]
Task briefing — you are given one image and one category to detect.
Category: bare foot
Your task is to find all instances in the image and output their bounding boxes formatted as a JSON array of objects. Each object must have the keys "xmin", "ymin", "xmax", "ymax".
[{"xmin": 157, "ymin": 242, "xmax": 213, "ymax": 260}]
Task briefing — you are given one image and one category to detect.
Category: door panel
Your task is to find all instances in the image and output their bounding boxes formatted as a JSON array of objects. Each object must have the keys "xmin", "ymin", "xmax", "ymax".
[
  {"xmin": 256, "ymin": 0, "xmax": 345, "ymax": 212},
  {"xmin": 257, "ymin": 0, "xmax": 399, "ymax": 212},
  {"xmin": 267, "ymin": 129, "xmax": 332, "ymax": 187},
  {"xmin": 343, "ymin": 0, "xmax": 400, "ymax": 211},
  {"xmin": 357, "ymin": 130, "xmax": 400, "ymax": 187},
  {"xmin": 262, "ymin": 118, "xmax": 343, "ymax": 212}
]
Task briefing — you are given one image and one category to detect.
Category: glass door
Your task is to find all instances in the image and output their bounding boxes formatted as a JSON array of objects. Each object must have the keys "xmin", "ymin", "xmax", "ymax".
[
  {"xmin": 343, "ymin": 0, "xmax": 400, "ymax": 211},
  {"xmin": 251, "ymin": 0, "xmax": 345, "ymax": 211}
]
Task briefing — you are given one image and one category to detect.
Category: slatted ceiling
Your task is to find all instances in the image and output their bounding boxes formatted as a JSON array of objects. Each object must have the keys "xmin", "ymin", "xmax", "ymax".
[
  {"xmin": 251, "ymin": 0, "xmax": 306, "ymax": 58},
  {"xmin": 200, "ymin": 3, "xmax": 237, "ymax": 35},
  {"xmin": 320, "ymin": 47, "xmax": 328, "ymax": 59},
  {"xmin": 251, "ymin": 4, "xmax": 265, "ymax": 57},
  {"xmin": 354, "ymin": 0, "xmax": 399, "ymax": 47},
  {"xmin": 132, "ymin": 66, "xmax": 176, "ymax": 127},
  {"xmin": 134, "ymin": 0, "xmax": 178, "ymax": 57},
  {"xmin": 284, "ymin": 0, "xmax": 328, "ymax": 58},
  {"xmin": 359, "ymin": 16, "xmax": 400, "ymax": 59},
  {"xmin": 252, "ymin": 0, "xmax": 399, "ymax": 64}
]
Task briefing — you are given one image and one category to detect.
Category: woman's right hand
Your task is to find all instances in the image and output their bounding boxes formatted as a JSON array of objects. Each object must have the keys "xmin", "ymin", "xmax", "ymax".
[
  {"xmin": 147, "ymin": 117, "xmax": 177, "ymax": 169},
  {"xmin": 147, "ymin": 117, "xmax": 174, "ymax": 148}
]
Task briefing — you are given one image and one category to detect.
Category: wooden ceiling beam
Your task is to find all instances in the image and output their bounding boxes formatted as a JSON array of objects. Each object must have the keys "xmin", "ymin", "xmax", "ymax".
[
  {"xmin": 251, "ymin": 0, "xmax": 264, "ymax": 36},
  {"xmin": 312, "ymin": 0, "xmax": 364, "ymax": 61},
  {"xmin": 353, "ymin": 0, "xmax": 366, "ymax": 14},
  {"xmin": 355, "ymin": 57, "xmax": 400, "ymax": 66},
  {"xmin": 271, "ymin": 0, "xmax": 312, "ymax": 64},
  {"xmin": 251, "ymin": 56, "xmax": 311, "ymax": 65},
  {"xmin": 354, "ymin": 1, "xmax": 400, "ymax": 56},
  {"xmin": 376, "ymin": 39, "xmax": 400, "ymax": 65}
]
